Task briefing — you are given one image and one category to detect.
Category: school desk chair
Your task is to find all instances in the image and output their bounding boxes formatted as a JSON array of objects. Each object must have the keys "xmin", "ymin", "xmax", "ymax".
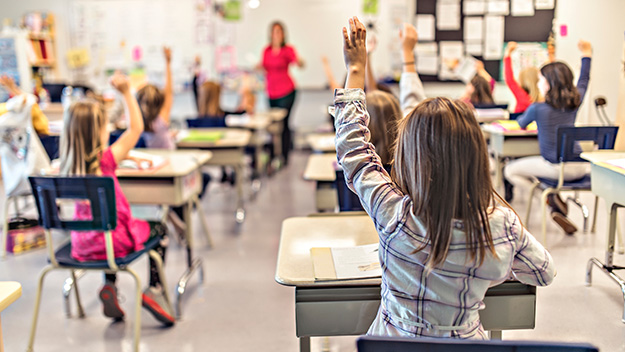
[
  {"xmin": 26, "ymin": 176, "xmax": 174, "ymax": 352},
  {"xmin": 186, "ymin": 116, "xmax": 227, "ymax": 128},
  {"xmin": 335, "ymin": 165, "xmax": 392, "ymax": 212},
  {"xmin": 38, "ymin": 134, "xmax": 59, "ymax": 160},
  {"xmin": 108, "ymin": 129, "xmax": 147, "ymax": 148},
  {"xmin": 356, "ymin": 336, "xmax": 599, "ymax": 352},
  {"xmin": 525, "ymin": 126, "xmax": 619, "ymax": 245}
]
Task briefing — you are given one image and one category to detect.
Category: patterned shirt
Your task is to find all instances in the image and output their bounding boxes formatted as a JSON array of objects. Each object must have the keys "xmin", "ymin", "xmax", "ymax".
[{"xmin": 333, "ymin": 88, "xmax": 555, "ymax": 339}]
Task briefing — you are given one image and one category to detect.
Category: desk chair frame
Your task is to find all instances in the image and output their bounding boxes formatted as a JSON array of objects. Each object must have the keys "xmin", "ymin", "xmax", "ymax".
[
  {"xmin": 525, "ymin": 126, "xmax": 619, "ymax": 245},
  {"xmin": 26, "ymin": 176, "xmax": 173, "ymax": 352}
]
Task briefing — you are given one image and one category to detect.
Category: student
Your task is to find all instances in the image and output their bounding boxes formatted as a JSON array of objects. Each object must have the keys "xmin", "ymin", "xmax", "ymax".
[
  {"xmin": 0, "ymin": 76, "xmax": 49, "ymax": 135},
  {"xmin": 335, "ymin": 17, "xmax": 554, "ymax": 339},
  {"xmin": 137, "ymin": 47, "xmax": 174, "ymax": 149},
  {"xmin": 503, "ymin": 40, "xmax": 592, "ymax": 234},
  {"xmin": 459, "ymin": 61, "xmax": 496, "ymax": 107},
  {"xmin": 59, "ymin": 73, "xmax": 175, "ymax": 326},
  {"xmin": 504, "ymin": 42, "xmax": 542, "ymax": 113}
]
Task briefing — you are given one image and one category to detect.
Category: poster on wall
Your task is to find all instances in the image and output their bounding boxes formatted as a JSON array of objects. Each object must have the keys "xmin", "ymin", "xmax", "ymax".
[
  {"xmin": 363, "ymin": 0, "xmax": 379, "ymax": 15},
  {"xmin": 483, "ymin": 15, "xmax": 504, "ymax": 60},
  {"xmin": 436, "ymin": 1, "xmax": 461, "ymax": 31}
]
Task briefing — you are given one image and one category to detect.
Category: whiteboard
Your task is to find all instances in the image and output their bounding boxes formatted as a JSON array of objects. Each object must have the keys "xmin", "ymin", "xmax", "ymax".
[{"xmin": 70, "ymin": 0, "xmax": 412, "ymax": 89}]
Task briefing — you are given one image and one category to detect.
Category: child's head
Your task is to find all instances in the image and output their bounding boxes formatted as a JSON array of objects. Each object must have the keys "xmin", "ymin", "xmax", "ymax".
[
  {"xmin": 199, "ymin": 81, "xmax": 223, "ymax": 117},
  {"xmin": 60, "ymin": 100, "xmax": 108, "ymax": 176},
  {"xmin": 518, "ymin": 67, "xmax": 542, "ymax": 103},
  {"xmin": 366, "ymin": 90, "xmax": 401, "ymax": 165},
  {"xmin": 539, "ymin": 62, "xmax": 580, "ymax": 110},
  {"xmin": 239, "ymin": 87, "xmax": 256, "ymax": 114},
  {"xmin": 468, "ymin": 75, "xmax": 494, "ymax": 105},
  {"xmin": 392, "ymin": 97, "xmax": 495, "ymax": 270},
  {"xmin": 136, "ymin": 84, "xmax": 164, "ymax": 132}
]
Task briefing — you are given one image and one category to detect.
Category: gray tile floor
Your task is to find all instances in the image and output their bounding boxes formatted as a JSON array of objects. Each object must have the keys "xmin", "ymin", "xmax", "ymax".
[{"xmin": 2, "ymin": 150, "xmax": 625, "ymax": 352}]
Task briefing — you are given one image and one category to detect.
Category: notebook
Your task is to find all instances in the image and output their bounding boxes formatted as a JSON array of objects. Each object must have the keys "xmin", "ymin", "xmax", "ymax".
[{"xmin": 311, "ymin": 243, "xmax": 381, "ymax": 281}]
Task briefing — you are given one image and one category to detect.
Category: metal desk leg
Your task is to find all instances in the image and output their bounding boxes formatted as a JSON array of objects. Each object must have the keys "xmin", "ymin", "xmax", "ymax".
[
  {"xmin": 299, "ymin": 336, "xmax": 311, "ymax": 352},
  {"xmin": 193, "ymin": 195, "xmax": 213, "ymax": 248},
  {"xmin": 175, "ymin": 200, "xmax": 205, "ymax": 319},
  {"xmin": 234, "ymin": 163, "xmax": 246, "ymax": 223}
]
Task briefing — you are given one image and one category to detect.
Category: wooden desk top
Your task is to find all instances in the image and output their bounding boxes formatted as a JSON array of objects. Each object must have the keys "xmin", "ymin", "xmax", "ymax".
[
  {"xmin": 276, "ymin": 215, "xmax": 380, "ymax": 287},
  {"xmin": 481, "ymin": 124, "xmax": 538, "ymax": 137},
  {"xmin": 303, "ymin": 154, "xmax": 337, "ymax": 182},
  {"xmin": 0, "ymin": 281, "xmax": 21, "ymax": 312},
  {"xmin": 116, "ymin": 149, "xmax": 212, "ymax": 178},
  {"xmin": 307, "ymin": 133, "xmax": 336, "ymax": 153},
  {"xmin": 176, "ymin": 128, "xmax": 252, "ymax": 149},
  {"xmin": 581, "ymin": 151, "xmax": 625, "ymax": 176}
]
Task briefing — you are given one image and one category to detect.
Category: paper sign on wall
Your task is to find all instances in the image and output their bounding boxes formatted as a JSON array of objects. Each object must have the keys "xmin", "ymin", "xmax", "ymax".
[
  {"xmin": 436, "ymin": 1, "xmax": 461, "ymax": 31},
  {"xmin": 415, "ymin": 14, "xmax": 436, "ymax": 42},
  {"xmin": 463, "ymin": 0, "xmax": 486, "ymax": 15},
  {"xmin": 415, "ymin": 43, "xmax": 439, "ymax": 75},
  {"xmin": 487, "ymin": 0, "xmax": 509, "ymax": 15},
  {"xmin": 463, "ymin": 17, "xmax": 483, "ymax": 42},
  {"xmin": 439, "ymin": 41, "xmax": 464, "ymax": 80},
  {"xmin": 535, "ymin": 0, "xmax": 555, "ymax": 10},
  {"xmin": 511, "ymin": 0, "xmax": 534, "ymax": 16},
  {"xmin": 483, "ymin": 15, "xmax": 505, "ymax": 60}
]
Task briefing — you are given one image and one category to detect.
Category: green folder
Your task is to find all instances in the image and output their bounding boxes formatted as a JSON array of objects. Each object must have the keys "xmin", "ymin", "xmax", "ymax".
[{"xmin": 181, "ymin": 130, "xmax": 224, "ymax": 143}]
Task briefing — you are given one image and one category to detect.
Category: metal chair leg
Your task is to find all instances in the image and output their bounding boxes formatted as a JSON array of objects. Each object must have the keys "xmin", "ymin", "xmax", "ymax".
[
  {"xmin": 525, "ymin": 182, "xmax": 540, "ymax": 227},
  {"xmin": 71, "ymin": 270, "xmax": 85, "ymax": 318},
  {"xmin": 27, "ymin": 266, "xmax": 55, "ymax": 352},
  {"xmin": 125, "ymin": 268, "xmax": 143, "ymax": 352},
  {"xmin": 193, "ymin": 196, "xmax": 213, "ymax": 248},
  {"xmin": 148, "ymin": 250, "xmax": 173, "ymax": 310},
  {"xmin": 63, "ymin": 270, "xmax": 86, "ymax": 317},
  {"xmin": 175, "ymin": 257, "xmax": 204, "ymax": 320},
  {"xmin": 540, "ymin": 189, "xmax": 553, "ymax": 245},
  {"xmin": 567, "ymin": 195, "xmax": 590, "ymax": 233},
  {"xmin": 591, "ymin": 196, "xmax": 599, "ymax": 233}
]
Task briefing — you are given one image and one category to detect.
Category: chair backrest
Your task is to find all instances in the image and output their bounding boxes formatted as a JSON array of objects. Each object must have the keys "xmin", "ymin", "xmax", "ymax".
[
  {"xmin": 509, "ymin": 112, "xmax": 523, "ymax": 121},
  {"xmin": 187, "ymin": 116, "xmax": 227, "ymax": 128},
  {"xmin": 335, "ymin": 169, "xmax": 364, "ymax": 212},
  {"xmin": 39, "ymin": 134, "xmax": 60, "ymax": 160},
  {"xmin": 357, "ymin": 336, "xmax": 599, "ymax": 352},
  {"xmin": 28, "ymin": 176, "xmax": 117, "ymax": 232},
  {"xmin": 473, "ymin": 103, "xmax": 509, "ymax": 110},
  {"xmin": 556, "ymin": 126, "xmax": 619, "ymax": 162},
  {"xmin": 108, "ymin": 130, "xmax": 147, "ymax": 148}
]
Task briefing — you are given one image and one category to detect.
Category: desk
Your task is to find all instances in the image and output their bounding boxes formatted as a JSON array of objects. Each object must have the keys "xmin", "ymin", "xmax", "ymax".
[
  {"xmin": 303, "ymin": 154, "xmax": 338, "ymax": 212},
  {"xmin": 581, "ymin": 151, "xmax": 625, "ymax": 322},
  {"xmin": 177, "ymin": 128, "xmax": 252, "ymax": 223},
  {"xmin": 481, "ymin": 124, "xmax": 540, "ymax": 189},
  {"xmin": 307, "ymin": 133, "xmax": 335, "ymax": 153},
  {"xmin": 0, "ymin": 281, "xmax": 21, "ymax": 352},
  {"xmin": 276, "ymin": 215, "xmax": 537, "ymax": 352},
  {"xmin": 117, "ymin": 149, "xmax": 212, "ymax": 318}
]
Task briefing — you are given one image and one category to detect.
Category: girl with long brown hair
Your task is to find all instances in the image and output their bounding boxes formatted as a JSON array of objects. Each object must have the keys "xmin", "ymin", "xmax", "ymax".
[{"xmin": 335, "ymin": 17, "xmax": 554, "ymax": 339}]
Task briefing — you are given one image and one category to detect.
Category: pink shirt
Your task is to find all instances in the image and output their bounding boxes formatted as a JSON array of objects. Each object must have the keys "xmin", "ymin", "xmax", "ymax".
[
  {"xmin": 262, "ymin": 45, "xmax": 298, "ymax": 99},
  {"xmin": 71, "ymin": 148, "xmax": 150, "ymax": 261}
]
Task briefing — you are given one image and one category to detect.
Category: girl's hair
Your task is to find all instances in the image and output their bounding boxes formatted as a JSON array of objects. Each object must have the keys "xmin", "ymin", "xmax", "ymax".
[
  {"xmin": 198, "ymin": 81, "xmax": 223, "ymax": 117},
  {"xmin": 366, "ymin": 90, "xmax": 401, "ymax": 165},
  {"xmin": 391, "ymin": 97, "xmax": 497, "ymax": 272},
  {"xmin": 541, "ymin": 62, "xmax": 580, "ymax": 110},
  {"xmin": 470, "ymin": 75, "xmax": 494, "ymax": 105},
  {"xmin": 136, "ymin": 84, "xmax": 164, "ymax": 132},
  {"xmin": 518, "ymin": 67, "xmax": 542, "ymax": 103},
  {"xmin": 59, "ymin": 100, "xmax": 108, "ymax": 176},
  {"xmin": 269, "ymin": 21, "xmax": 287, "ymax": 47}
]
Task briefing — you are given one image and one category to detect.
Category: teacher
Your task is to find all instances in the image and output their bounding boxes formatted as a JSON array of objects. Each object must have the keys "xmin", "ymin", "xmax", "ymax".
[{"xmin": 261, "ymin": 21, "xmax": 304, "ymax": 166}]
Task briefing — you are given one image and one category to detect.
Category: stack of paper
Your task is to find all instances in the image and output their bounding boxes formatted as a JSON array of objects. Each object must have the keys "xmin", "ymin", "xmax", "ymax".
[
  {"xmin": 489, "ymin": 120, "xmax": 537, "ymax": 132},
  {"xmin": 119, "ymin": 150, "xmax": 167, "ymax": 171},
  {"xmin": 179, "ymin": 130, "xmax": 224, "ymax": 143},
  {"xmin": 311, "ymin": 243, "xmax": 381, "ymax": 281},
  {"xmin": 605, "ymin": 158, "xmax": 625, "ymax": 171}
]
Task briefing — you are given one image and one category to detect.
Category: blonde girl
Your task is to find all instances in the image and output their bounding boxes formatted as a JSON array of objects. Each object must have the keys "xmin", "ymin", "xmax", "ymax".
[
  {"xmin": 335, "ymin": 17, "xmax": 554, "ymax": 339},
  {"xmin": 61, "ymin": 73, "xmax": 175, "ymax": 326},
  {"xmin": 504, "ymin": 42, "xmax": 542, "ymax": 113}
]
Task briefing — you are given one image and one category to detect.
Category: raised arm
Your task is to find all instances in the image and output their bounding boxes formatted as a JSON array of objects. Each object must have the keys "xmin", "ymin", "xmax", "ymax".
[
  {"xmin": 476, "ymin": 60, "xmax": 495, "ymax": 92},
  {"xmin": 336, "ymin": 17, "xmax": 407, "ymax": 233},
  {"xmin": 576, "ymin": 40, "xmax": 592, "ymax": 104},
  {"xmin": 399, "ymin": 23, "xmax": 426, "ymax": 116},
  {"xmin": 110, "ymin": 73, "xmax": 144, "ymax": 163},
  {"xmin": 504, "ymin": 42, "xmax": 527, "ymax": 100},
  {"xmin": 321, "ymin": 56, "xmax": 342, "ymax": 91},
  {"xmin": 364, "ymin": 36, "xmax": 378, "ymax": 92},
  {"xmin": 158, "ymin": 47, "xmax": 174, "ymax": 124}
]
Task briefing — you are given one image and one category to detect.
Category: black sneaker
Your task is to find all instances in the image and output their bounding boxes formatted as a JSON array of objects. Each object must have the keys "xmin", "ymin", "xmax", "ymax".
[
  {"xmin": 504, "ymin": 179, "xmax": 514, "ymax": 203},
  {"xmin": 99, "ymin": 283, "xmax": 125, "ymax": 321}
]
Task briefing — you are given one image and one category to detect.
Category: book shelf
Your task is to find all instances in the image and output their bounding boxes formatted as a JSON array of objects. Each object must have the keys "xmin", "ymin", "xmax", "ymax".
[{"xmin": 22, "ymin": 12, "xmax": 57, "ymax": 90}]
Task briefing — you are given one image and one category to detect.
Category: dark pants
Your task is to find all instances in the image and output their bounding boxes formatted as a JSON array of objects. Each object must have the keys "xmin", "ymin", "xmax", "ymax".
[
  {"xmin": 269, "ymin": 90, "xmax": 297, "ymax": 165},
  {"xmin": 105, "ymin": 222, "xmax": 168, "ymax": 287}
]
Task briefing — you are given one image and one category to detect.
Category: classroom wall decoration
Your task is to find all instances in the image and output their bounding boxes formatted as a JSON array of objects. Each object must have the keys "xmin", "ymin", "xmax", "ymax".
[{"xmin": 414, "ymin": 0, "xmax": 556, "ymax": 82}]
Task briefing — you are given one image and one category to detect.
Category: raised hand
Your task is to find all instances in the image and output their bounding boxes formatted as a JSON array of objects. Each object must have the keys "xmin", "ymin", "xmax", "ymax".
[
  {"xmin": 399, "ymin": 23, "xmax": 418, "ymax": 53},
  {"xmin": 577, "ymin": 40, "xmax": 592, "ymax": 57},
  {"xmin": 342, "ymin": 16, "xmax": 367, "ymax": 89},
  {"xmin": 505, "ymin": 41, "xmax": 517, "ymax": 57},
  {"xmin": 110, "ymin": 72, "xmax": 130, "ymax": 94},
  {"xmin": 163, "ymin": 46, "xmax": 172, "ymax": 63}
]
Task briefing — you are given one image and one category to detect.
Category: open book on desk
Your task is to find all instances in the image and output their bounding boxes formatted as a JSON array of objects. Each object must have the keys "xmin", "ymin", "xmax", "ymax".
[
  {"xmin": 311, "ymin": 243, "xmax": 381, "ymax": 281},
  {"xmin": 118, "ymin": 150, "xmax": 167, "ymax": 172}
]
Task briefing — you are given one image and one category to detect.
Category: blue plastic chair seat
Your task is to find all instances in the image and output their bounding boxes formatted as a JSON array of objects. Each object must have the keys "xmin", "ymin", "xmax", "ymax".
[
  {"xmin": 187, "ymin": 117, "xmax": 227, "ymax": 128},
  {"xmin": 52, "ymin": 236, "xmax": 161, "ymax": 269},
  {"xmin": 537, "ymin": 174, "xmax": 592, "ymax": 190}
]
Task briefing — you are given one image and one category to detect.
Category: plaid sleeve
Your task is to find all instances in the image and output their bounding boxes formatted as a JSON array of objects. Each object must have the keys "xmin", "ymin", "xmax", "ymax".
[
  {"xmin": 509, "ymin": 213, "xmax": 556, "ymax": 286},
  {"xmin": 333, "ymin": 88, "xmax": 409, "ymax": 236}
]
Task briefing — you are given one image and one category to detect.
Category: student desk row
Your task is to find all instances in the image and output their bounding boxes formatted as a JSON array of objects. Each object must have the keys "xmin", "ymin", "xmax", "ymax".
[
  {"xmin": 582, "ymin": 151, "xmax": 625, "ymax": 322},
  {"xmin": 275, "ymin": 215, "xmax": 538, "ymax": 352},
  {"xmin": 303, "ymin": 153, "xmax": 338, "ymax": 212},
  {"xmin": 116, "ymin": 149, "xmax": 212, "ymax": 318}
]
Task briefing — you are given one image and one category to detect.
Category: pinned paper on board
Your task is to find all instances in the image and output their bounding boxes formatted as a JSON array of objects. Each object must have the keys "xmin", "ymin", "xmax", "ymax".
[
  {"xmin": 463, "ymin": 0, "xmax": 486, "ymax": 15},
  {"xmin": 436, "ymin": 1, "xmax": 461, "ymax": 31},
  {"xmin": 415, "ymin": 43, "xmax": 439, "ymax": 75},
  {"xmin": 131, "ymin": 45, "xmax": 142, "ymax": 62},
  {"xmin": 535, "ymin": 0, "xmax": 555, "ymax": 10},
  {"xmin": 415, "ymin": 15, "xmax": 436, "ymax": 42},
  {"xmin": 487, "ymin": 0, "xmax": 510, "ymax": 15},
  {"xmin": 439, "ymin": 41, "xmax": 464, "ymax": 80},
  {"xmin": 466, "ymin": 42, "xmax": 483, "ymax": 56},
  {"xmin": 483, "ymin": 15, "xmax": 505, "ymax": 60},
  {"xmin": 511, "ymin": 0, "xmax": 535, "ymax": 16},
  {"xmin": 66, "ymin": 48, "xmax": 90, "ymax": 68},
  {"xmin": 463, "ymin": 17, "xmax": 483, "ymax": 42},
  {"xmin": 223, "ymin": 0, "xmax": 241, "ymax": 21}
]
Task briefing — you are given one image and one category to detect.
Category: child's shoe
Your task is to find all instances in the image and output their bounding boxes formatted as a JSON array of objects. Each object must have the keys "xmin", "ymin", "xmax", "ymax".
[
  {"xmin": 142, "ymin": 286, "xmax": 175, "ymax": 326},
  {"xmin": 99, "ymin": 283, "xmax": 125, "ymax": 320},
  {"xmin": 551, "ymin": 211, "xmax": 577, "ymax": 235}
]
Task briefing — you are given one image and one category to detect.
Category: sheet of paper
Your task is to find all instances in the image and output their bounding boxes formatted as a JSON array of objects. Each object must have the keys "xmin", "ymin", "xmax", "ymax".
[
  {"xmin": 439, "ymin": 41, "xmax": 464, "ymax": 80},
  {"xmin": 415, "ymin": 14, "xmax": 436, "ymax": 41},
  {"xmin": 535, "ymin": 0, "xmax": 555, "ymax": 10},
  {"xmin": 464, "ymin": 17, "xmax": 484, "ymax": 41},
  {"xmin": 487, "ymin": 0, "xmax": 510, "ymax": 15},
  {"xmin": 466, "ymin": 42, "xmax": 483, "ymax": 55},
  {"xmin": 454, "ymin": 55, "xmax": 478, "ymax": 83},
  {"xmin": 436, "ymin": 2, "xmax": 461, "ymax": 31},
  {"xmin": 415, "ymin": 42, "xmax": 439, "ymax": 75},
  {"xmin": 331, "ymin": 243, "xmax": 381, "ymax": 280},
  {"xmin": 463, "ymin": 0, "xmax": 486, "ymax": 15},
  {"xmin": 483, "ymin": 15, "xmax": 505, "ymax": 60},
  {"xmin": 511, "ymin": 0, "xmax": 535, "ymax": 16}
]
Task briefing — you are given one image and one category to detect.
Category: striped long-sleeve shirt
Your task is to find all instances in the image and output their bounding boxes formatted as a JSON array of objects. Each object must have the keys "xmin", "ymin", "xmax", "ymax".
[{"xmin": 334, "ymin": 88, "xmax": 555, "ymax": 339}]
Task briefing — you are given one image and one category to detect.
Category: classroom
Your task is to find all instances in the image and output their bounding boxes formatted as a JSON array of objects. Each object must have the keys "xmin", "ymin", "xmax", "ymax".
[{"xmin": 0, "ymin": 0, "xmax": 625, "ymax": 351}]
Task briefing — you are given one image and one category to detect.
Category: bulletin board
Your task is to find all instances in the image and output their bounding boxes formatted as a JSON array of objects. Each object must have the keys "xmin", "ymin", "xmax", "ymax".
[
  {"xmin": 0, "ymin": 32, "xmax": 33, "ymax": 102},
  {"xmin": 414, "ymin": 0, "xmax": 556, "ymax": 82}
]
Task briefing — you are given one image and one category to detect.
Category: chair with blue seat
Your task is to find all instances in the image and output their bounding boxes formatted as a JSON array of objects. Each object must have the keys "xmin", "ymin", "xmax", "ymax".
[
  {"xmin": 186, "ymin": 116, "xmax": 227, "ymax": 128},
  {"xmin": 357, "ymin": 336, "xmax": 599, "ymax": 352},
  {"xmin": 26, "ymin": 176, "xmax": 172, "ymax": 352},
  {"xmin": 108, "ymin": 129, "xmax": 147, "ymax": 148},
  {"xmin": 525, "ymin": 126, "xmax": 619, "ymax": 244},
  {"xmin": 335, "ymin": 169, "xmax": 364, "ymax": 212}
]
